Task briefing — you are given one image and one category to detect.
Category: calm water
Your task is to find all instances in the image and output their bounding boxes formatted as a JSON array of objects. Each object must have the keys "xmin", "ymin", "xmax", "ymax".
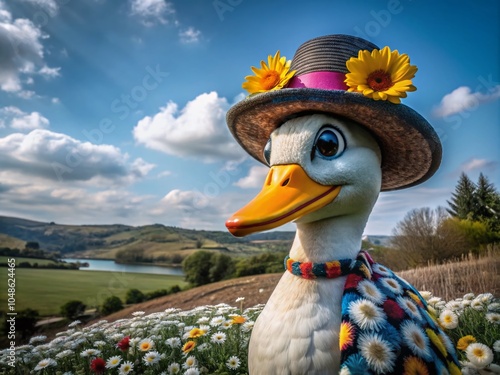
[{"xmin": 62, "ymin": 258, "xmax": 184, "ymax": 276}]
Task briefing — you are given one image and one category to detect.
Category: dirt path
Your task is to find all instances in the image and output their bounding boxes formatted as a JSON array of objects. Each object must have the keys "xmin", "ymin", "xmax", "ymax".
[{"xmin": 91, "ymin": 273, "xmax": 282, "ymax": 323}]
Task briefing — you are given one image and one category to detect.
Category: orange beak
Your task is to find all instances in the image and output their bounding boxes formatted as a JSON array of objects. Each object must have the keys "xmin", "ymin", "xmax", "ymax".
[{"xmin": 226, "ymin": 164, "xmax": 341, "ymax": 237}]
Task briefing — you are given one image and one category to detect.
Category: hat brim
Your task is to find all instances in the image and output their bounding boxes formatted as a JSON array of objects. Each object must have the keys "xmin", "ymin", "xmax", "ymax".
[{"xmin": 227, "ymin": 88, "xmax": 441, "ymax": 191}]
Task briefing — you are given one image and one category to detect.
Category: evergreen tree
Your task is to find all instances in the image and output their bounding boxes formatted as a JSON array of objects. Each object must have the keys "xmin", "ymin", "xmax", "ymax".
[
  {"xmin": 475, "ymin": 173, "xmax": 500, "ymax": 232},
  {"xmin": 447, "ymin": 172, "xmax": 477, "ymax": 220}
]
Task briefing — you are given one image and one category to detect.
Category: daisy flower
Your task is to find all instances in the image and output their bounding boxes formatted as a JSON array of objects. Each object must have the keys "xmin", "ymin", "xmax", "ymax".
[
  {"xmin": 348, "ymin": 299, "xmax": 386, "ymax": 331},
  {"xmin": 226, "ymin": 355, "xmax": 241, "ymax": 370},
  {"xmin": 379, "ymin": 277, "xmax": 403, "ymax": 295},
  {"xmin": 403, "ymin": 356, "xmax": 431, "ymax": 375},
  {"xmin": 184, "ymin": 368, "xmax": 200, "ymax": 375},
  {"xmin": 400, "ymin": 320, "xmax": 432, "ymax": 360},
  {"xmin": 182, "ymin": 341, "xmax": 196, "ymax": 354},
  {"xmin": 81, "ymin": 348, "xmax": 101, "ymax": 357},
  {"xmin": 485, "ymin": 312, "xmax": 500, "ymax": 324},
  {"xmin": 371, "ymin": 264, "xmax": 392, "ymax": 277},
  {"xmin": 56, "ymin": 349, "xmax": 74, "ymax": 359},
  {"xmin": 118, "ymin": 360, "xmax": 134, "ymax": 374},
  {"xmin": 211, "ymin": 331, "xmax": 227, "ymax": 344},
  {"xmin": 34, "ymin": 358, "xmax": 57, "ymax": 371},
  {"xmin": 138, "ymin": 338, "xmax": 155, "ymax": 351},
  {"xmin": 457, "ymin": 335, "xmax": 477, "ymax": 351},
  {"xmin": 345, "ymin": 46, "xmax": 417, "ymax": 104},
  {"xmin": 29, "ymin": 335, "xmax": 47, "ymax": 344},
  {"xmin": 166, "ymin": 337, "xmax": 182, "ymax": 348},
  {"xmin": 242, "ymin": 51, "xmax": 295, "ymax": 95},
  {"xmin": 232, "ymin": 315, "xmax": 246, "ymax": 324},
  {"xmin": 210, "ymin": 316, "xmax": 224, "ymax": 327},
  {"xmin": 196, "ymin": 316, "xmax": 210, "ymax": 324},
  {"xmin": 68, "ymin": 320, "xmax": 81, "ymax": 328},
  {"xmin": 183, "ymin": 355, "xmax": 197, "ymax": 369},
  {"xmin": 356, "ymin": 280, "xmax": 385, "ymax": 304},
  {"xmin": 242, "ymin": 320, "xmax": 255, "ymax": 332},
  {"xmin": 438, "ymin": 309, "xmax": 459, "ymax": 329},
  {"xmin": 419, "ymin": 291, "xmax": 433, "ymax": 301},
  {"xmin": 493, "ymin": 340, "xmax": 500, "ymax": 352},
  {"xmin": 466, "ymin": 342, "xmax": 494, "ymax": 369},
  {"xmin": 167, "ymin": 362, "xmax": 181, "ymax": 374},
  {"xmin": 143, "ymin": 351, "xmax": 161, "ymax": 366},
  {"xmin": 106, "ymin": 355, "xmax": 122, "ymax": 368},
  {"xmin": 132, "ymin": 311, "xmax": 145, "ymax": 316},
  {"xmin": 236, "ymin": 297, "xmax": 245, "ymax": 303},
  {"xmin": 221, "ymin": 320, "xmax": 233, "ymax": 329},
  {"xmin": 397, "ymin": 296, "xmax": 422, "ymax": 321},
  {"xmin": 358, "ymin": 332, "xmax": 396, "ymax": 373},
  {"xmin": 188, "ymin": 327, "xmax": 206, "ymax": 338}
]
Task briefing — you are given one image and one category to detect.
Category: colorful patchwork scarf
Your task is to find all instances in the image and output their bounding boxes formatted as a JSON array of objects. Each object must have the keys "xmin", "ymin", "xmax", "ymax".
[{"xmin": 285, "ymin": 251, "xmax": 461, "ymax": 375}]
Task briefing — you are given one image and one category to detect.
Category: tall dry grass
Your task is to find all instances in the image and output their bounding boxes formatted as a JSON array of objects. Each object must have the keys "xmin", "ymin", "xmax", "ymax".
[{"xmin": 397, "ymin": 245, "xmax": 500, "ymax": 300}]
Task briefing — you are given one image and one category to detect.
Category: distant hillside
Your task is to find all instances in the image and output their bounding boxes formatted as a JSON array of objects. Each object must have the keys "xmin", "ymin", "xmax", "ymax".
[{"xmin": 0, "ymin": 216, "xmax": 296, "ymax": 260}]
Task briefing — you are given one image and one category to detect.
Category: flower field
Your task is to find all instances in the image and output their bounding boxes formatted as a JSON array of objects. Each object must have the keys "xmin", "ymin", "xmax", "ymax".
[{"xmin": 1, "ymin": 292, "xmax": 499, "ymax": 374}]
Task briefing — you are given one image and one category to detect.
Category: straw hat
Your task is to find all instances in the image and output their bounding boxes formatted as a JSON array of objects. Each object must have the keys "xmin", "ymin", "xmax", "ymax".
[{"xmin": 226, "ymin": 34, "xmax": 441, "ymax": 191}]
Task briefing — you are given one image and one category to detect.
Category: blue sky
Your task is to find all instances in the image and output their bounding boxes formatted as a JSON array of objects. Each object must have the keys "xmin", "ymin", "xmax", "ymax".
[{"xmin": 0, "ymin": 0, "xmax": 498, "ymax": 235}]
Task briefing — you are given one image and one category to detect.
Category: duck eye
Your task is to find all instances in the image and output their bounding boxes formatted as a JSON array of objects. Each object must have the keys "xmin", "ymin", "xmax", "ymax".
[
  {"xmin": 263, "ymin": 138, "xmax": 272, "ymax": 165},
  {"xmin": 312, "ymin": 126, "xmax": 345, "ymax": 160}
]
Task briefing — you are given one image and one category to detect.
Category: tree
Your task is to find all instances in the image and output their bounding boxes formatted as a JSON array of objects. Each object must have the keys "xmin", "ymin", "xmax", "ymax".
[
  {"xmin": 447, "ymin": 172, "xmax": 477, "ymax": 220},
  {"xmin": 475, "ymin": 173, "xmax": 500, "ymax": 233},
  {"xmin": 125, "ymin": 289, "xmax": 146, "ymax": 304},
  {"xmin": 100, "ymin": 296, "xmax": 123, "ymax": 316},
  {"xmin": 182, "ymin": 251, "xmax": 214, "ymax": 286},
  {"xmin": 60, "ymin": 300, "xmax": 86, "ymax": 320},
  {"xmin": 182, "ymin": 251, "xmax": 236, "ymax": 286},
  {"xmin": 391, "ymin": 207, "xmax": 469, "ymax": 266}
]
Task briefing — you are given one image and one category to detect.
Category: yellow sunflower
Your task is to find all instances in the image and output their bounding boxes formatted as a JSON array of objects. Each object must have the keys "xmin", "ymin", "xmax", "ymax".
[
  {"xmin": 345, "ymin": 46, "xmax": 417, "ymax": 104},
  {"xmin": 242, "ymin": 51, "xmax": 296, "ymax": 95}
]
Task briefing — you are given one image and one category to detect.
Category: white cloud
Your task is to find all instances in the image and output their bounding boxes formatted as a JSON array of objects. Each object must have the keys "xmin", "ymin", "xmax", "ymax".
[
  {"xmin": 129, "ymin": 0, "xmax": 176, "ymax": 26},
  {"xmin": 0, "ymin": 106, "xmax": 49, "ymax": 130},
  {"xmin": 179, "ymin": 27, "xmax": 201, "ymax": 44},
  {"xmin": 433, "ymin": 85, "xmax": 500, "ymax": 118},
  {"xmin": 461, "ymin": 158, "xmax": 497, "ymax": 173},
  {"xmin": 0, "ymin": 129, "xmax": 155, "ymax": 183},
  {"xmin": 38, "ymin": 65, "xmax": 61, "ymax": 77},
  {"xmin": 234, "ymin": 165, "xmax": 269, "ymax": 189},
  {"xmin": 157, "ymin": 170, "xmax": 172, "ymax": 178},
  {"xmin": 0, "ymin": 3, "xmax": 60, "ymax": 94},
  {"xmin": 133, "ymin": 91, "xmax": 246, "ymax": 162}
]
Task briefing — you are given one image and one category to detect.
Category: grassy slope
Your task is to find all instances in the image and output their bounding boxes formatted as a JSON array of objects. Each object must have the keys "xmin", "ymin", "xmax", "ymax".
[
  {"xmin": 0, "ymin": 234, "xmax": 25, "ymax": 249},
  {"xmin": 0, "ymin": 268, "xmax": 187, "ymax": 316}
]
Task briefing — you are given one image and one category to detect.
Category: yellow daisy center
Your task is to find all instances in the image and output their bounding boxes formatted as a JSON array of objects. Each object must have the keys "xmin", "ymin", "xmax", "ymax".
[
  {"xmin": 260, "ymin": 70, "xmax": 280, "ymax": 90},
  {"xmin": 472, "ymin": 347, "xmax": 486, "ymax": 358}
]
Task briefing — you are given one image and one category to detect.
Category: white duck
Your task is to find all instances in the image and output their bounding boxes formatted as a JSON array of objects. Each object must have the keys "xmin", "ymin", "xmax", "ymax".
[
  {"xmin": 227, "ymin": 113, "xmax": 381, "ymax": 373},
  {"xmin": 224, "ymin": 35, "xmax": 461, "ymax": 375}
]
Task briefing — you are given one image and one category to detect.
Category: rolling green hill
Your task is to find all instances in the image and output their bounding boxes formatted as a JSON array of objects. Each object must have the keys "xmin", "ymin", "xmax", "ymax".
[{"xmin": 0, "ymin": 215, "xmax": 295, "ymax": 262}]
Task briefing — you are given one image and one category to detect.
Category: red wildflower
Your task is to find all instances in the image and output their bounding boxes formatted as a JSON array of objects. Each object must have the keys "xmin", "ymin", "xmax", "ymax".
[
  {"xmin": 90, "ymin": 357, "xmax": 106, "ymax": 374},
  {"xmin": 117, "ymin": 336, "xmax": 130, "ymax": 351}
]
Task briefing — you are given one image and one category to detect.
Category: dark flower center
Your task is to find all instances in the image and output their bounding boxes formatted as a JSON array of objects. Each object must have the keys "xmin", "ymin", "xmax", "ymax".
[{"xmin": 367, "ymin": 70, "xmax": 393, "ymax": 91}]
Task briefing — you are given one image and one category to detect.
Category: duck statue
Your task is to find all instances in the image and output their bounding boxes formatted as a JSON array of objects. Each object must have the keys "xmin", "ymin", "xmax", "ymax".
[{"xmin": 224, "ymin": 35, "xmax": 461, "ymax": 374}]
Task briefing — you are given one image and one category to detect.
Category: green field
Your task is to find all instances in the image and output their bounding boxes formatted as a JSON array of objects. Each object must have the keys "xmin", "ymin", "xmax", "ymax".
[{"xmin": 0, "ymin": 268, "xmax": 187, "ymax": 316}]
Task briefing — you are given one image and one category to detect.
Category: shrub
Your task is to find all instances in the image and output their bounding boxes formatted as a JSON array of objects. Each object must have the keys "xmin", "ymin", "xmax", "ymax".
[
  {"xmin": 125, "ymin": 288, "xmax": 146, "ymax": 304},
  {"xmin": 100, "ymin": 296, "xmax": 123, "ymax": 316},
  {"xmin": 60, "ymin": 300, "xmax": 86, "ymax": 320}
]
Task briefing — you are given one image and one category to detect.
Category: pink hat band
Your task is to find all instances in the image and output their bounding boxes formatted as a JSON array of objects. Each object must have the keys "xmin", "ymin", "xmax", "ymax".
[{"xmin": 287, "ymin": 71, "xmax": 348, "ymax": 91}]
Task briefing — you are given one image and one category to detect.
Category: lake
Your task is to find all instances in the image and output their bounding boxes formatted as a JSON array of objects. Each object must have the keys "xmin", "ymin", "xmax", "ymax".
[{"xmin": 62, "ymin": 258, "xmax": 184, "ymax": 276}]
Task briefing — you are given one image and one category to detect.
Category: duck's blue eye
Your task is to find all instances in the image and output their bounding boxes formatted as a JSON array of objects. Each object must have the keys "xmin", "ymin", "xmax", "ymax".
[
  {"xmin": 263, "ymin": 138, "xmax": 272, "ymax": 165},
  {"xmin": 312, "ymin": 126, "xmax": 345, "ymax": 160}
]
